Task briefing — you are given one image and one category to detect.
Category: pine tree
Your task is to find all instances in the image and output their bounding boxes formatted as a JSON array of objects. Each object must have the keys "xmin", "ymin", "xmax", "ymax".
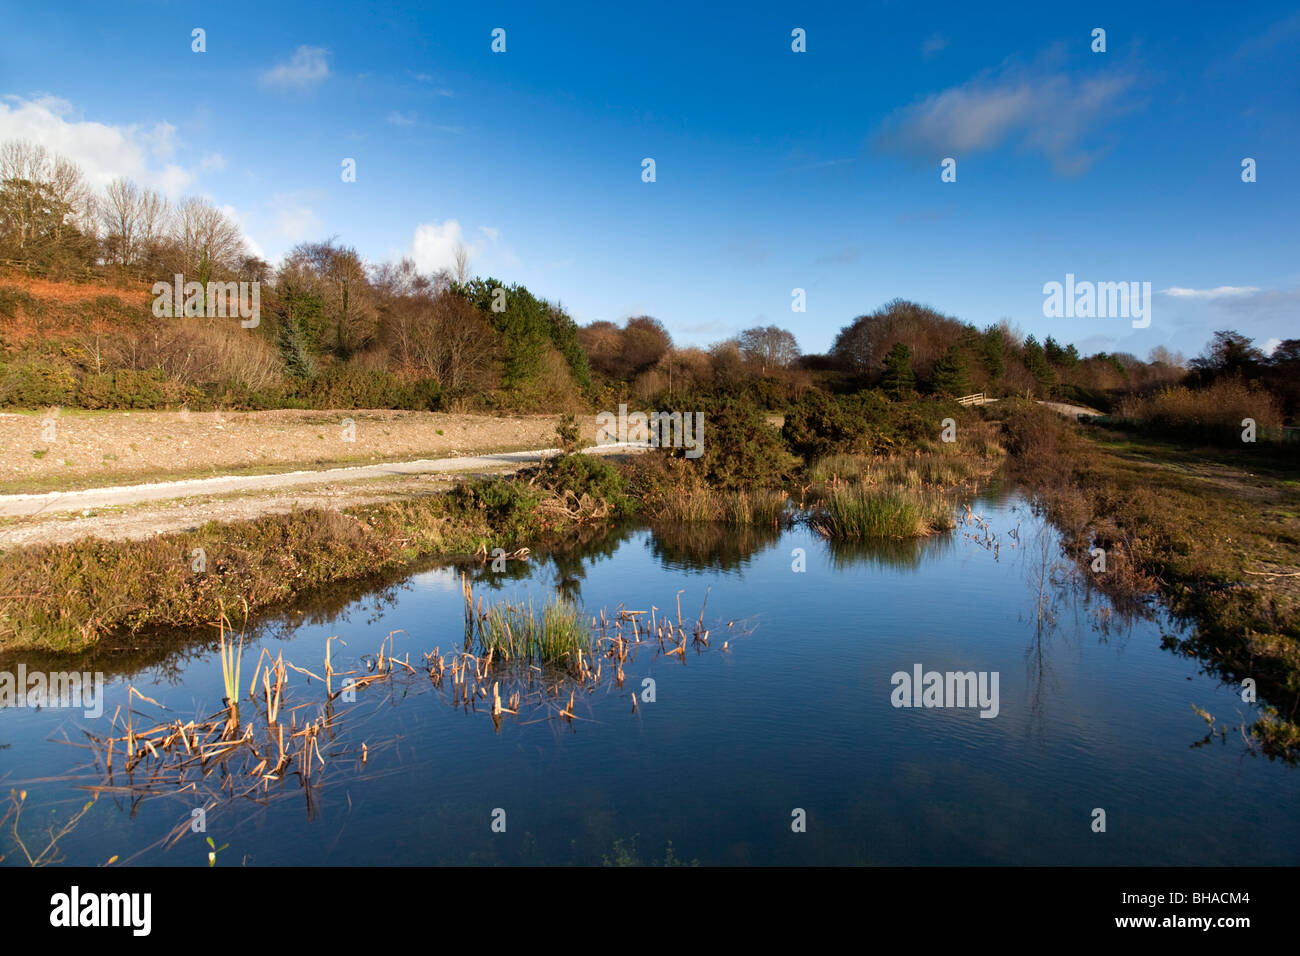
[
  {"xmin": 881, "ymin": 342, "xmax": 915, "ymax": 399},
  {"xmin": 277, "ymin": 314, "xmax": 315, "ymax": 379},
  {"xmin": 930, "ymin": 345, "xmax": 969, "ymax": 396}
]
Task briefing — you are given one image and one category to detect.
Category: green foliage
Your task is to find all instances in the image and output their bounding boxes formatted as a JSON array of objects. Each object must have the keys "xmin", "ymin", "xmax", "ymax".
[
  {"xmin": 274, "ymin": 279, "xmax": 328, "ymax": 356},
  {"xmin": 276, "ymin": 312, "xmax": 316, "ymax": 379},
  {"xmin": 782, "ymin": 391, "xmax": 953, "ymax": 461},
  {"xmin": 977, "ymin": 326, "xmax": 1005, "ymax": 381},
  {"xmin": 681, "ymin": 395, "xmax": 796, "ymax": 488},
  {"xmin": 452, "ymin": 278, "xmax": 591, "ymax": 394},
  {"xmin": 452, "ymin": 477, "xmax": 543, "ymax": 540},
  {"xmin": 0, "ymin": 356, "xmax": 76, "ymax": 406},
  {"xmin": 782, "ymin": 389, "xmax": 889, "ymax": 459},
  {"xmin": 536, "ymin": 452, "xmax": 633, "ymax": 516},
  {"xmin": 77, "ymin": 369, "xmax": 197, "ymax": 409},
  {"xmin": 1022, "ymin": 335, "xmax": 1057, "ymax": 394},
  {"xmin": 296, "ymin": 365, "xmax": 419, "ymax": 410},
  {"xmin": 407, "ymin": 376, "xmax": 443, "ymax": 411},
  {"xmin": 476, "ymin": 597, "xmax": 590, "ymax": 666},
  {"xmin": 813, "ymin": 485, "xmax": 954, "ymax": 539},
  {"xmin": 1044, "ymin": 336, "xmax": 1078, "ymax": 367},
  {"xmin": 929, "ymin": 345, "xmax": 969, "ymax": 396},
  {"xmin": 880, "ymin": 342, "xmax": 915, "ymax": 399},
  {"xmin": 555, "ymin": 413, "xmax": 581, "ymax": 454}
]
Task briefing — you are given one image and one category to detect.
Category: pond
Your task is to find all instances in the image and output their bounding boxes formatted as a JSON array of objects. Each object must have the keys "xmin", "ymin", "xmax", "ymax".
[{"xmin": 2, "ymin": 485, "xmax": 1297, "ymax": 866}]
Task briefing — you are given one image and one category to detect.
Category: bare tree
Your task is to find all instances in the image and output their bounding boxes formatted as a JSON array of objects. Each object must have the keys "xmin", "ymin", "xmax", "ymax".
[
  {"xmin": 172, "ymin": 196, "xmax": 246, "ymax": 283},
  {"xmin": 1147, "ymin": 345, "xmax": 1187, "ymax": 369},
  {"xmin": 453, "ymin": 242, "xmax": 472, "ymax": 284},
  {"xmin": 102, "ymin": 178, "xmax": 170, "ymax": 273},
  {"xmin": 385, "ymin": 289, "xmax": 496, "ymax": 390},
  {"xmin": 0, "ymin": 139, "xmax": 96, "ymax": 269},
  {"xmin": 288, "ymin": 239, "xmax": 378, "ymax": 356},
  {"xmin": 738, "ymin": 325, "xmax": 800, "ymax": 372}
]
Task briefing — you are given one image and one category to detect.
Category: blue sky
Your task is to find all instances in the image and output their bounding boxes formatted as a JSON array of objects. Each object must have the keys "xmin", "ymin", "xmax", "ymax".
[{"xmin": 1, "ymin": 0, "xmax": 1296, "ymax": 360}]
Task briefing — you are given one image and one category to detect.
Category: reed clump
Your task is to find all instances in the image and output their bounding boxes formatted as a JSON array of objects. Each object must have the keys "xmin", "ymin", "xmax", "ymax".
[
  {"xmin": 477, "ymin": 597, "xmax": 591, "ymax": 666},
  {"xmin": 811, "ymin": 485, "xmax": 954, "ymax": 539},
  {"xmin": 655, "ymin": 487, "xmax": 788, "ymax": 525}
]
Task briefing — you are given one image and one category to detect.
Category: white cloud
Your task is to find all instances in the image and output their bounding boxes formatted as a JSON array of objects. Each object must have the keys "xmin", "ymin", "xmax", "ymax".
[
  {"xmin": 0, "ymin": 94, "xmax": 201, "ymax": 196},
  {"xmin": 410, "ymin": 219, "xmax": 474, "ymax": 273},
  {"xmin": 260, "ymin": 46, "xmax": 331, "ymax": 90},
  {"xmin": 1159, "ymin": 286, "xmax": 1262, "ymax": 299},
  {"xmin": 270, "ymin": 193, "xmax": 321, "ymax": 242},
  {"xmin": 386, "ymin": 110, "xmax": 418, "ymax": 126},
  {"xmin": 409, "ymin": 220, "xmax": 509, "ymax": 274},
  {"xmin": 217, "ymin": 204, "xmax": 264, "ymax": 260},
  {"xmin": 1264, "ymin": 337, "xmax": 1282, "ymax": 355},
  {"xmin": 876, "ymin": 60, "xmax": 1140, "ymax": 174}
]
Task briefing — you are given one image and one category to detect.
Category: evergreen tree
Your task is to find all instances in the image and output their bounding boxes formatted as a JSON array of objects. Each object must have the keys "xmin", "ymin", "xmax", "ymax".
[
  {"xmin": 930, "ymin": 345, "xmax": 969, "ymax": 396},
  {"xmin": 277, "ymin": 314, "xmax": 315, "ymax": 379},
  {"xmin": 1022, "ymin": 336, "xmax": 1056, "ymax": 394},
  {"xmin": 979, "ymin": 325, "xmax": 1005, "ymax": 380},
  {"xmin": 880, "ymin": 342, "xmax": 915, "ymax": 398}
]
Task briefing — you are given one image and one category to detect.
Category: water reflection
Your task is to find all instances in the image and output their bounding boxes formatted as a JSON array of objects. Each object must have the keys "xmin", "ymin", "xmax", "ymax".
[{"xmin": 4, "ymin": 492, "xmax": 1299, "ymax": 866}]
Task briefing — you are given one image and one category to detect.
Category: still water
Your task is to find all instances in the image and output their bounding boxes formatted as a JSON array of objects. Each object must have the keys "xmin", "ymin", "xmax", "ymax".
[{"xmin": 2, "ymin": 488, "xmax": 1296, "ymax": 866}]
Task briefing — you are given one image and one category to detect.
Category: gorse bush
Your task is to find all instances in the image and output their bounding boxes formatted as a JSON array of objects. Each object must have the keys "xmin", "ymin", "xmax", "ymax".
[
  {"xmin": 77, "ymin": 368, "xmax": 198, "ymax": 409},
  {"xmin": 452, "ymin": 477, "xmax": 543, "ymax": 540},
  {"xmin": 782, "ymin": 390, "xmax": 960, "ymax": 461},
  {"xmin": 0, "ymin": 356, "xmax": 76, "ymax": 406},
  {"xmin": 297, "ymin": 365, "xmax": 419, "ymax": 410},
  {"xmin": 673, "ymin": 395, "xmax": 795, "ymax": 489},
  {"xmin": 782, "ymin": 390, "xmax": 889, "ymax": 459},
  {"xmin": 535, "ymin": 452, "xmax": 632, "ymax": 515}
]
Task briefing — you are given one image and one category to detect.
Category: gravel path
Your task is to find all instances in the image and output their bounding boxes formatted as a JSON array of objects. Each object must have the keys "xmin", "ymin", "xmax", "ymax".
[{"xmin": 0, "ymin": 441, "xmax": 646, "ymax": 519}]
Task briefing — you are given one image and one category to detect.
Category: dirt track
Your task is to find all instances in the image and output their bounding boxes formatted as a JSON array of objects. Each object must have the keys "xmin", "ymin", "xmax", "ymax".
[
  {"xmin": 0, "ymin": 440, "xmax": 646, "ymax": 548},
  {"xmin": 0, "ymin": 408, "xmax": 598, "ymax": 493}
]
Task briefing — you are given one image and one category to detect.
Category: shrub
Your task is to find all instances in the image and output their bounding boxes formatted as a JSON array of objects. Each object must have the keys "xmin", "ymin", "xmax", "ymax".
[
  {"xmin": 783, "ymin": 390, "xmax": 888, "ymax": 459},
  {"xmin": 297, "ymin": 365, "xmax": 418, "ymax": 409},
  {"xmin": 76, "ymin": 368, "xmax": 197, "ymax": 409},
  {"xmin": 535, "ymin": 452, "xmax": 631, "ymax": 515},
  {"xmin": 783, "ymin": 391, "xmax": 959, "ymax": 461},
  {"xmin": 409, "ymin": 376, "xmax": 443, "ymax": 411},
  {"xmin": 676, "ymin": 395, "xmax": 795, "ymax": 488},
  {"xmin": 0, "ymin": 357, "xmax": 76, "ymax": 406},
  {"xmin": 452, "ymin": 477, "xmax": 543, "ymax": 540},
  {"xmin": 1117, "ymin": 380, "xmax": 1283, "ymax": 443},
  {"xmin": 555, "ymin": 413, "xmax": 581, "ymax": 454}
]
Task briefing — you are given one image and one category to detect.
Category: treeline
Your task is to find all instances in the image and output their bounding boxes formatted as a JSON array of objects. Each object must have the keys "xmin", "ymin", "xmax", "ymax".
[
  {"xmin": 0, "ymin": 136, "xmax": 1293, "ymax": 428},
  {"xmin": 0, "ymin": 138, "xmax": 599, "ymax": 411}
]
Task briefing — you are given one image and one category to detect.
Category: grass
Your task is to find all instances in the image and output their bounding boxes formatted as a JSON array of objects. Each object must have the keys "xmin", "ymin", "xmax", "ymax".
[
  {"xmin": 811, "ymin": 485, "xmax": 954, "ymax": 539},
  {"xmin": 476, "ymin": 597, "xmax": 592, "ymax": 666},
  {"xmin": 0, "ymin": 475, "xmax": 603, "ymax": 653},
  {"xmin": 651, "ymin": 485, "xmax": 790, "ymax": 525}
]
